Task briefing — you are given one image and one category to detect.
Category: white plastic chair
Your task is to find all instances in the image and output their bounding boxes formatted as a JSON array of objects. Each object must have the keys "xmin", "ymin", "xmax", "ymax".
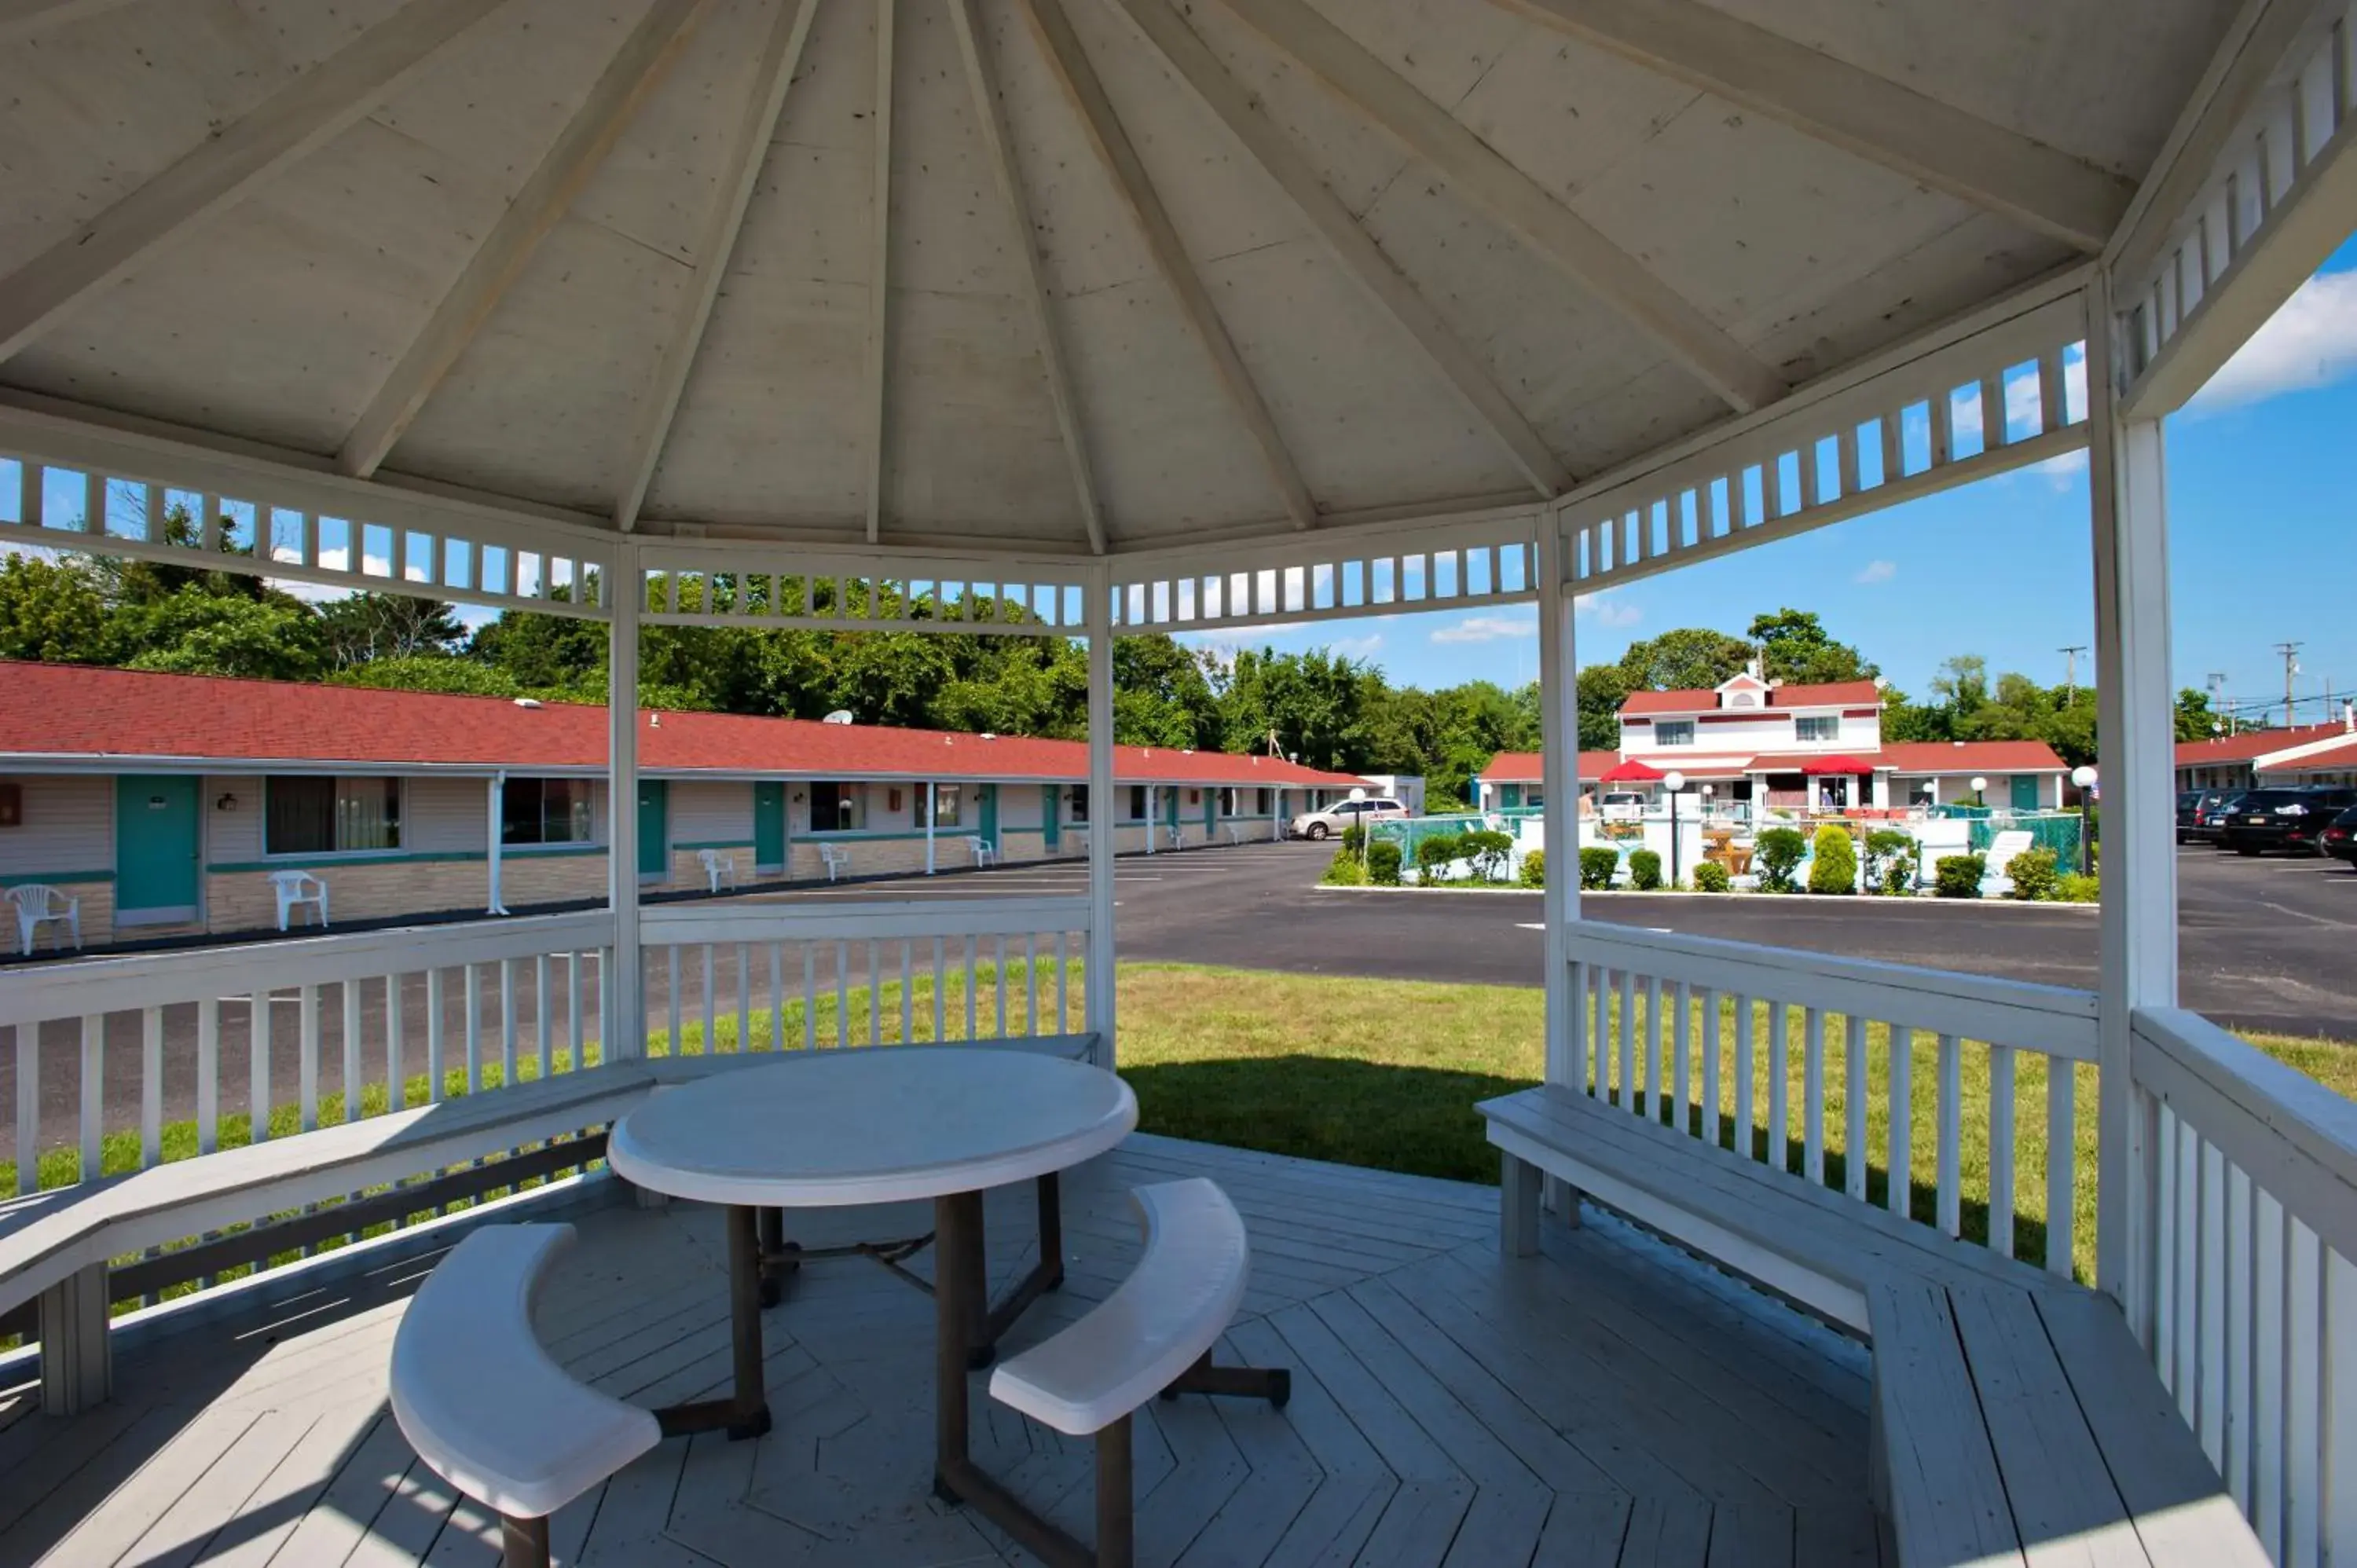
[
  {"xmin": 9, "ymin": 884, "xmax": 81, "ymax": 954},
  {"xmin": 698, "ymin": 849, "xmax": 739, "ymax": 892},
  {"xmin": 819, "ymin": 844, "xmax": 852, "ymax": 883},
  {"xmin": 963, "ymin": 834, "xmax": 999, "ymax": 869},
  {"xmin": 269, "ymin": 870, "xmax": 328, "ymax": 932}
]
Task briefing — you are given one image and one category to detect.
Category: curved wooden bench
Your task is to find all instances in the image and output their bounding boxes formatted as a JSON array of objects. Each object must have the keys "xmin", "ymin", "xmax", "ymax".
[
  {"xmin": 391, "ymin": 1223, "xmax": 662, "ymax": 1568},
  {"xmin": 984, "ymin": 1178, "xmax": 1288, "ymax": 1567}
]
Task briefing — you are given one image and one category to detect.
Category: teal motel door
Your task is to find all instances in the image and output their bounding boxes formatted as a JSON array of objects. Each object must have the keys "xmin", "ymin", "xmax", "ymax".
[
  {"xmin": 1164, "ymin": 785, "xmax": 1181, "ymax": 838},
  {"xmin": 115, "ymin": 775, "xmax": 200, "ymax": 923},
  {"xmin": 1041, "ymin": 786, "xmax": 1060, "ymax": 853},
  {"xmin": 1203, "ymin": 786, "xmax": 1215, "ymax": 837},
  {"xmin": 2010, "ymin": 774, "xmax": 2040, "ymax": 812},
  {"xmin": 753, "ymin": 782, "xmax": 786, "ymax": 873},
  {"xmin": 978, "ymin": 784, "xmax": 999, "ymax": 850},
  {"xmin": 637, "ymin": 779, "xmax": 668, "ymax": 880}
]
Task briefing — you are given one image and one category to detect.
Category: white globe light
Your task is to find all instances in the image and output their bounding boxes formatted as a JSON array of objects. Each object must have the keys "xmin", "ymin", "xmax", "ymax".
[
  {"xmin": 1970, "ymin": 776, "xmax": 1988, "ymax": 792},
  {"xmin": 2071, "ymin": 765, "xmax": 2098, "ymax": 788},
  {"xmin": 1348, "ymin": 786, "xmax": 1367, "ymax": 801},
  {"xmin": 1664, "ymin": 771, "xmax": 1686, "ymax": 792}
]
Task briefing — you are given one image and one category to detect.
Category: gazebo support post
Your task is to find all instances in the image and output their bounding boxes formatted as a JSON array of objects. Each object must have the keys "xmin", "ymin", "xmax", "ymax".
[
  {"xmin": 607, "ymin": 543, "xmax": 645, "ymax": 1064},
  {"xmin": 2089, "ymin": 274, "xmax": 2173, "ymax": 1335},
  {"xmin": 1086, "ymin": 568, "xmax": 1117, "ymax": 1067},
  {"xmin": 1536, "ymin": 522, "xmax": 1582, "ymax": 1225}
]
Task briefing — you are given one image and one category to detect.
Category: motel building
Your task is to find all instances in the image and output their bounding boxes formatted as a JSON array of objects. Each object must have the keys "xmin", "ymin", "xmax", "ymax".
[
  {"xmin": 1475, "ymin": 667, "xmax": 2069, "ymax": 815},
  {"xmin": 0, "ymin": 661, "xmax": 1364, "ymax": 954},
  {"xmin": 2175, "ymin": 712, "xmax": 2357, "ymax": 792}
]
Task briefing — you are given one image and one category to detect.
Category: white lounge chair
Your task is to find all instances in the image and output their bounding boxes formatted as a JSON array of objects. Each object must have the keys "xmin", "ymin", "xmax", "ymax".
[
  {"xmin": 268, "ymin": 870, "xmax": 328, "ymax": 932},
  {"xmin": 963, "ymin": 834, "xmax": 999, "ymax": 869},
  {"xmin": 819, "ymin": 843, "xmax": 852, "ymax": 883},
  {"xmin": 1985, "ymin": 829, "xmax": 2036, "ymax": 875},
  {"xmin": 698, "ymin": 848, "xmax": 739, "ymax": 892},
  {"xmin": 390, "ymin": 1224, "xmax": 661, "ymax": 1568},
  {"xmin": 8, "ymin": 884, "xmax": 81, "ymax": 955}
]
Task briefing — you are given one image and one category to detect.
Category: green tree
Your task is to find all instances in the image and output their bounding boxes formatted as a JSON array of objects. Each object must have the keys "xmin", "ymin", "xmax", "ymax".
[
  {"xmin": 1616, "ymin": 626, "xmax": 1752, "ymax": 692},
  {"xmin": 1576, "ymin": 665, "xmax": 1630, "ymax": 752},
  {"xmin": 119, "ymin": 590, "xmax": 328, "ymax": 681},
  {"xmin": 1747, "ymin": 608, "xmax": 1878, "ymax": 686},
  {"xmin": 2175, "ymin": 688, "xmax": 2220, "ymax": 742},
  {"xmin": 0, "ymin": 554, "xmax": 112, "ymax": 664},
  {"xmin": 317, "ymin": 592, "xmax": 466, "ymax": 666}
]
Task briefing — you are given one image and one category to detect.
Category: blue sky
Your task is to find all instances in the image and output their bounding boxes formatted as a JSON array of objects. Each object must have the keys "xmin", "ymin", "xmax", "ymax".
[{"xmin": 1186, "ymin": 233, "xmax": 2357, "ymax": 725}]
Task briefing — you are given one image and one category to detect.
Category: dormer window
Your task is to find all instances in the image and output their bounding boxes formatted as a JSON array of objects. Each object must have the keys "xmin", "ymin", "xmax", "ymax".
[
  {"xmin": 1655, "ymin": 720, "xmax": 1695, "ymax": 746},
  {"xmin": 1796, "ymin": 715, "xmax": 1841, "ymax": 742},
  {"xmin": 1727, "ymin": 691, "xmax": 1759, "ymax": 709}
]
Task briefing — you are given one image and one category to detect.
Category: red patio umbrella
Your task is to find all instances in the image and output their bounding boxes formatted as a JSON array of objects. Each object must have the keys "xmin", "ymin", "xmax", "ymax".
[
  {"xmin": 1599, "ymin": 758, "xmax": 1666, "ymax": 783},
  {"xmin": 1800, "ymin": 755, "xmax": 1875, "ymax": 775}
]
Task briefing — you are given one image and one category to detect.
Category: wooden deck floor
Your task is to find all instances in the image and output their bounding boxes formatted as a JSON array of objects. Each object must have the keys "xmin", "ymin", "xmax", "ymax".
[{"xmin": 0, "ymin": 1134, "xmax": 1882, "ymax": 1567}]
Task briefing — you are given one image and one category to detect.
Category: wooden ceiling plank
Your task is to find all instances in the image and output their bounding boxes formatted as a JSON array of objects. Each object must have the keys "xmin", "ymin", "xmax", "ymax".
[
  {"xmin": 949, "ymin": 0, "xmax": 1110, "ymax": 554},
  {"xmin": 1116, "ymin": 0, "xmax": 1570, "ymax": 499},
  {"xmin": 335, "ymin": 0, "xmax": 713, "ymax": 480},
  {"xmin": 864, "ymin": 0, "xmax": 896, "ymax": 545},
  {"xmin": 614, "ymin": 0, "xmax": 819, "ymax": 533},
  {"xmin": 1018, "ymin": 0, "xmax": 1320, "ymax": 529},
  {"xmin": 0, "ymin": 0, "xmax": 504, "ymax": 364},
  {"xmin": 1216, "ymin": 0, "xmax": 1787, "ymax": 414},
  {"xmin": 1494, "ymin": 0, "xmax": 2135, "ymax": 252}
]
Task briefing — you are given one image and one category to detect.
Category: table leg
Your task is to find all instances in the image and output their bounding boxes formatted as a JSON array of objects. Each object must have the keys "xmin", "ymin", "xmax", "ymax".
[
  {"xmin": 964, "ymin": 1192, "xmax": 993, "ymax": 1369},
  {"xmin": 654, "ymin": 1203, "xmax": 773, "ymax": 1441},
  {"xmin": 933, "ymin": 1189, "xmax": 981, "ymax": 1491}
]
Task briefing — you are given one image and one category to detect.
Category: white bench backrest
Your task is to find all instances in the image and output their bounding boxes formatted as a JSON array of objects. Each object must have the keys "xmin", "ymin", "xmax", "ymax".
[
  {"xmin": 390, "ymin": 1223, "xmax": 662, "ymax": 1520},
  {"xmin": 1986, "ymin": 830, "xmax": 2035, "ymax": 871},
  {"xmin": 990, "ymin": 1178, "xmax": 1248, "ymax": 1434}
]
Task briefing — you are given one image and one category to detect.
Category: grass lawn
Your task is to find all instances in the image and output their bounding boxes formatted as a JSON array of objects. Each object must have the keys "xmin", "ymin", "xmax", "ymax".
[{"xmin": 12, "ymin": 961, "xmax": 2351, "ymax": 1303}]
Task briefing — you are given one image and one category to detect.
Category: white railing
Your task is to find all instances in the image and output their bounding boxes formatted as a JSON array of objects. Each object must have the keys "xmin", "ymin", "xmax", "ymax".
[
  {"xmin": 1, "ymin": 911, "xmax": 617, "ymax": 1196},
  {"xmin": 636, "ymin": 897, "xmax": 1092, "ymax": 1057},
  {"xmin": 1563, "ymin": 921, "xmax": 2099, "ymax": 1277},
  {"xmin": 2130, "ymin": 1006, "xmax": 2357, "ymax": 1566}
]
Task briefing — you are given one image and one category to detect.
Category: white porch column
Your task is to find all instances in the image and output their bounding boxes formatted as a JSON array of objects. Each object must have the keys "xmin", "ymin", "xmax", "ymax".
[
  {"xmin": 607, "ymin": 544, "xmax": 645, "ymax": 1062},
  {"xmin": 2089, "ymin": 274, "xmax": 2175, "ymax": 1328},
  {"xmin": 1145, "ymin": 785, "xmax": 1157, "ymax": 854},
  {"xmin": 1271, "ymin": 786, "xmax": 1282, "ymax": 841},
  {"xmin": 1537, "ymin": 520, "xmax": 1581, "ymax": 1094},
  {"xmin": 486, "ymin": 771, "xmax": 508, "ymax": 915},
  {"xmin": 1085, "ymin": 569, "xmax": 1117, "ymax": 1064},
  {"xmin": 925, "ymin": 782, "xmax": 937, "ymax": 875}
]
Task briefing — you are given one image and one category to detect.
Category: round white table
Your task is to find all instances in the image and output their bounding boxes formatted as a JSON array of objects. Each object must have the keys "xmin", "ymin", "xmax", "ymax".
[{"xmin": 607, "ymin": 1047, "xmax": 1137, "ymax": 1459}]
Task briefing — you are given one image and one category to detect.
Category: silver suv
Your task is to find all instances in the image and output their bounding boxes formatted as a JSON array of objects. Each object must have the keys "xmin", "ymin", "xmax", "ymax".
[{"xmin": 1288, "ymin": 797, "xmax": 1407, "ymax": 840}]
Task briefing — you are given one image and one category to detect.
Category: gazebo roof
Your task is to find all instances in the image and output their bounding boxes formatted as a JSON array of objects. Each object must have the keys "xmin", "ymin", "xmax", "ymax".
[{"xmin": 0, "ymin": 0, "xmax": 2235, "ymax": 560}]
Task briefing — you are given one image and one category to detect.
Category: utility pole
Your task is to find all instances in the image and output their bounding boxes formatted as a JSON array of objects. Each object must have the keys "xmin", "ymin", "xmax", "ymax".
[
  {"xmin": 2206, "ymin": 672, "xmax": 2231, "ymax": 736},
  {"xmin": 2058, "ymin": 644, "xmax": 2088, "ymax": 702},
  {"xmin": 2275, "ymin": 641, "xmax": 2304, "ymax": 730}
]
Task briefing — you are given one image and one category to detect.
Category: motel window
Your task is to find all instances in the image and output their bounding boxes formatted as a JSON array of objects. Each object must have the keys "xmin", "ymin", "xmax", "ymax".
[
  {"xmin": 502, "ymin": 779, "xmax": 592, "ymax": 845},
  {"xmin": 1258, "ymin": 788, "xmax": 1272, "ymax": 815},
  {"xmin": 1654, "ymin": 720, "xmax": 1695, "ymax": 746},
  {"xmin": 1219, "ymin": 788, "xmax": 1236, "ymax": 814},
  {"xmin": 810, "ymin": 782, "xmax": 865, "ymax": 832},
  {"xmin": 1796, "ymin": 715, "xmax": 1841, "ymax": 742},
  {"xmin": 1069, "ymin": 785, "xmax": 1089, "ymax": 823},
  {"xmin": 1527, "ymin": 788, "xmax": 1544, "ymax": 808},
  {"xmin": 266, "ymin": 776, "xmax": 401, "ymax": 855},
  {"xmin": 922, "ymin": 783, "xmax": 962, "ymax": 828},
  {"xmin": 1127, "ymin": 785, "xmax": 1148, "ymax": 821},
  {"xmin": 1908, "ymin": 783, "xmax": 1936, "ymax": 808}
]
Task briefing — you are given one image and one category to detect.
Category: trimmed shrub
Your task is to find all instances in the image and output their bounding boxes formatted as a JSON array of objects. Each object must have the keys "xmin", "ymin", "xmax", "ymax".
[
  {"xmin": 2055, "ymin": 870, "xmax": 2100, "ymax": 903},
  {"xmin": 1865, "ymin": 829, "xmax": 1916, "ymax": 896},
  {"xmin": 1579, "ymin": 845, "xmax": 1621, "ymax": 889},
  {"xmin": 1754, "ymin": 827, "xmax": 1808, "ymax": 892},
  {"xmin": 1464, "ymin": 828, "xmax": 1514, "ymax": 882},
  {"xmin": 1322, "ymin": 848, "xmax": 1368, "ymax": 886},
  {"xmin": 1807, "ymin": 825, "xmax": 1858, "ymax": 895},
  {"xmin": 1365, "ymin": 838, "xmax": 1402, "ymax": 885},
  {"xmin": 2005, "ymin": 846, "xmax": 2060, "ymax": 902},
  {"xmin": 1518, "ymin": 849, "xmax": 1545, "ymax": 888},
  {"xmin": 1415, "ymin": 833, "xmax": 1464, "ymax": 879},
  {"xmin": 1628, "ymin": 848, "xmax": 1663, "ymax": 890},
  {"xmin": 1341, "ymin": 822, "xmax": 1367, "ymax": 853},
  {"xmin": 1692, "ymin": 860, "xmax": 1730, "ymax": 892},
  {"xmin": 1934, "ymin": 852, "xmax": 1987, "ymax": 899}
]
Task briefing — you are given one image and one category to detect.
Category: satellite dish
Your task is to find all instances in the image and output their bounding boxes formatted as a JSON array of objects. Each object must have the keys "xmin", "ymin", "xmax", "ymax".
[{"xmin": 823, "ymin": 710, "xmax": 855, "ymax": 725}]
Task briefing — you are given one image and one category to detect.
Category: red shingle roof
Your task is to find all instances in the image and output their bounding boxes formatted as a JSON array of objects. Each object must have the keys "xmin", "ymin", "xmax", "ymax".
[
  {"xmin": 1875, "ymin": 740, "xmax": 2066, "ymax": 772},
  {"xmin": 0, "ymin": 663, "xmax": 1367, "ymax": 789},
  {"xmin": 1481, "ymin": 752, "xmax": 1629, "ymax": 782},
  {"xmin": 2258, "ymin": 735, "xmax": 2357, "ymax": 773},
  {"xmin": 1620, "ymin": 680, "xmax": 1882, "ymax": 715},
  {"xmin": 2174, "ymin": 724, "xmax": 2344, "ymax": 765}
]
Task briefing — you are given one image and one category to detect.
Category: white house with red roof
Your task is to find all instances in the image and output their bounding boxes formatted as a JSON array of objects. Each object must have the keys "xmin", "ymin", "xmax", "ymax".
[
  {"xmin": 1476, "ymin": 668, "xmax": 2068, "ymax": 815},
  {"xmin": 0, "ymin": 663, "xmax": 1365, "ymax": 951},
  {"xmin": 2175, "ymin": 712, "xmax": 2357, "ymax": 792}
]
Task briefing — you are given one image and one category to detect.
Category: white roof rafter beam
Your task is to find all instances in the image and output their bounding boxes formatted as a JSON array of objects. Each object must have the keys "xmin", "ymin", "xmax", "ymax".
[
  {"xmin": 1491, "ymin": 0, "xmax": 2135, "ymax": 253},
  {"xmin": 1114, "ymin": 0, "xmax": 1570, "ymax": 499},
  {"xmin": 1019, "ymin": 0, "xmax": 1320, "ymax": 529},
  {"xmin": 1216, "ymin": 0, "xmax": 1787, "ymax": 414},
  {"xmin": 615, "ymin": 0, "xmax": 819, "ymax": 533},
  {"xmin": 0, "ymin": 0, "xmax": 504, "ymax": 364},
  {"xmin": 335, "ymin": 0, "xmax": 713, "ymax": 479},
  {"xmin": 949, "ymin": 0, "xmax": 1109, "ymax": 554},
  {"xmin": 0, "ymin": 0, "xmax": 144, "ymax": 42},
  {"xmin": 863, "ymin": 0, "xmax": 896, "ymax": 545}
]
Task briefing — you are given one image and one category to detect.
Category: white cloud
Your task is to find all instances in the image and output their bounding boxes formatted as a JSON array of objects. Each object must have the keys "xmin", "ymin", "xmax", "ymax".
[
  {"xmin": 1573, "ymin": 594, "xmax": 1642, "ymax": 629},
  {"xmin": 1431, "ymin": 613, "xmax": 1537, "ymax": 645},
  {"xmin": 2187, "ymin": 269, "xmax": 2357, "ymax": 412},
  {"xmin": 1854, "ymin": 559, "xmax": 1897, "ymax": 584}
]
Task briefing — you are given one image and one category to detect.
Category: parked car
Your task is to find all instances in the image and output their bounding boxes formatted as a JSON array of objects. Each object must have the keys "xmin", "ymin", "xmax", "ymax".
[
  {"xmin": 2216, "ymin": 786, "xmax": 2357, "ymax": 855},
  {"xmin": 2186, "ymin": 789, "xmax": 2245, "ymax": 844},
  {"xmin": 2176, "ymin": 789, "xmax": 2205, "ymax": 843},
  {"xmin": 1597, "ymin": 790, "xmax": 1650, "ymax": 821},
  {"xmin": 2322, "ymin": 804, "xmax": 2357, "ymax": 867},
  {"xmin": 1288, "ymin": 797, "xmax": 1406, "ymax": 840}
]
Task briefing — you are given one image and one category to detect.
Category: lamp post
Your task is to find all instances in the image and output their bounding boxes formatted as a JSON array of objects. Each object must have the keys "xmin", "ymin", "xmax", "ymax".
[
  {"xmin": 1664, "ymin": 771, "xmax": 1686, "ymax": 887},
  {"xmin": 2070, "ymin": 765, "xmax": 2097, "ymax": 875},
  {"xmin": 1970, "ymin": 775, "xmax": 1988, "ymax": 809}
]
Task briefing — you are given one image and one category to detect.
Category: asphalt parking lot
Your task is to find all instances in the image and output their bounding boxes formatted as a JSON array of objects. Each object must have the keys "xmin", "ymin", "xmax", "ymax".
[{"xmin": 6, "ymin": 837, "xmax": 2352, "ymax": 1166}]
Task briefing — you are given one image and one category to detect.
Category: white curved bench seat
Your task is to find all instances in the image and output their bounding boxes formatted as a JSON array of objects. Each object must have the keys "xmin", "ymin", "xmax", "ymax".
[
  {"xmin": 391, "ymin": 1224, "xmax": 662, "ymax": 1524},
  {"xmin": 991, "ymin": 1178, "xmax": 1251, "ymax": 1435}
]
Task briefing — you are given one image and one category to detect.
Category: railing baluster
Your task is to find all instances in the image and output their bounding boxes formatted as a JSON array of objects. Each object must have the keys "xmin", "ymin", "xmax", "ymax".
[
  {"xmin": 1768, "ymin": 1000, "xmax": 1788, "ymax": 1173},
  {"xmin": 1803, "ymin": 1007, "xmax": 1825, "ymax": 1186},
  {"xmin": 141, "ymin": 1007, "xmax": 163, "ymax": 1168},
  {"xmin": 1672, "ymin": 982, "xmax": 1691, "ymax": 1137},
  {"xmin": 1646, "ymin": 975, "xmax": 1664, "ymax": 1123},
  {"xmin": 2047, "ymin": 1057, "xmax": 2077, "ymax": 1277},
  {"xmin": 900, "ymin": 940, "xmax": 914, "ymax": 1044},
  {"xmin": 2319, "ymin": 1245, "xmax": 2355, "ymax": 1563},
  {"xmin": 803, "ymin": 944, "xmax": 817, "ymax": 1051},
  {"xmin": 2226, "ymin": 1164, "xmax": 2254, "ymax": 1511},
  {"xmin": 868, "ymin": 939, "xmax": 882, "ymax": 1046},
  {"xmin": 387, "ymin": 975, "xmax": 405, "ymax": 1113},
  {"xmin": 1844, "ymin": 1017, "xmax": 1867, "ymax": 1203},
  {"xmin": 1617, "ymin": 969, "xmax": 1635, "ymax": 1115},
  {"xmin": 1699, "ymin": 987, "xmax": 1719, "ymax": 1149},
  {"xmin": 342, "ymin": 980, "xmax": 363, "ymax": 1122},
  {"xmin": 537, "ymin": 954, "xmax": 553, "ymax": 1076},
  {"xmin": 1989, "ymin": 1043, "xmax": 2016, "ymax": 1258},
  {"xmin": 251, "ymin": 987, "xmax": 273, "ymax": 1141},
  {"xmin": 768, "ymin": 943, "xmax": 784, "ymax": 1053},
  {"xmin": 836, "ymin": 940, "xmax": 850, "ymax": 1047},
  {"xmin": 198, "ymin": 1000, "xmax": 219, "ymax": 1154},
  {"xmin": 1887, "ymin": 1027, "xmax": 1912, "ymax": 1219},
  {"xmin": 2199, "ymin": 1141, "xmax": 2228, "ymax": 1464},
  {"xmin": 1056, "ymin": 931, "xmax": 1069, "ymax": 1034},
  {"xmin": 934, "ymin": 937, "xmax": 948, "ymax": 1042},
  {"xmin": 427, "ymin": 968, "xmax": 446, "ymax": 1102},
  {"xmin": 2285, "ymin": 1217, "xmax": 2322, "ymax": 1562},
  {"xmin": 995, "ymin": 936, "xmax": 1008, "ymax": 1039},
  {"xmin": 299, "ymin": 985, "xmax": 320, "ymax": 1132},
  {"xmin": 2254, "ymin": 1190, "xmax": 2286, "ymax": 1559},
  {"xmin": 2175, "ymin": 1117, "xmax": 2201, "ymax": 1422},
  {"xmin": 702, "ymin": 944, "xmax": 717, "ymax": 1054},
  {"xmin": 965, "ymin": 935, "xmax": 978, "ymax": 1041},
  {"xmin": 464, "ymin": 962, "xmax": 482, "ymax": 1094},
  {"xmin": 500, "ymin": 957, "xmax": 519, "ymax": 1084},
  {"xmin": 1734, "ymin": 994, "xmax": 1755, "ymax": 1161},
  {"xmin": 13, "ymin": 1024, "xmax": 33, "ymax": 1192},
  {"xmin": 737, "ymin": 942, "xmax": 753, "ymax": 1052},
  {"xmin": 1026, "ymin": 934, "xmax": 1039, "ymax": 1038},
  {"xmin": 79, "ymin": 1014, "xmax": 102, "ymax": 1180},
  {"xmin": 1925, "ymin": 1031, "xmax": 1958, "ymax": 1238}
]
